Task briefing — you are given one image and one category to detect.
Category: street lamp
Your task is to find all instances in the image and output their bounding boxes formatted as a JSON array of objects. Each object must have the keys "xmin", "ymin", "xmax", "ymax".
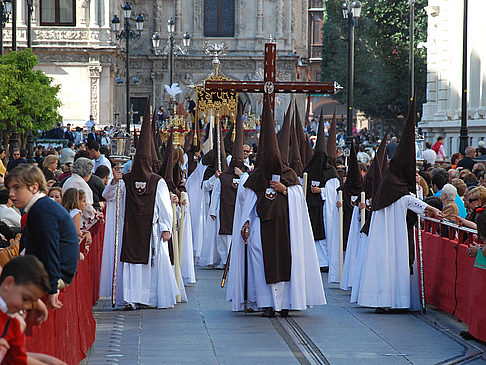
[
  {"xmin": 342, "ymin": 1, "xmax": 362, "ymax": 145},
  {"xmin": 111, "ymin": 2, "xmax": 144, "ymax": 133},
  {"xmin": 0, "ymin": 0, "xmax": 13, "ymax": 56},
  {"xmin": 151, "ymin": 18, "xmax": 191, "ymax": 114}
]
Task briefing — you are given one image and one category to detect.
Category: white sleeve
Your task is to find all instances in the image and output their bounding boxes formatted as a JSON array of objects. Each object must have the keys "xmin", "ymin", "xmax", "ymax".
[
  {"xmin": 208, "ymin": 179, "xmax": 221, "ymax": 216},
  {"xmin": 102, "ymin": 180, "xmax": 125, "ymax": 201},
  {"xmin": 202, "ymin": 175, "xmax": 216, "ymax": 192},
  {"xmin": 407, "ymin": 195, "xmax": 427, "ymax": 214},
  {"xmin": 320, "ymin": 187, "xmax": 326, "ymax": 201},
  {"xmin": 156, "ymin": 179, "xmax": 173, "ymax": 233},
  {"xmin": 183, "ymin": 154, "xmax": 189, "ymax": 171}
]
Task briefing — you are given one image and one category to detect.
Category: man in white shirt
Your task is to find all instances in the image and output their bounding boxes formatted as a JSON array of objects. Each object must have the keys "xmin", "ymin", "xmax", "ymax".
[
  {"xmin": 86, "ymin": 115, "xmax": 96, "ymax": 130},
  {"xmin": 87, "ymin": 140, "xmax": 113, "ymax": 180},
  {"xmin": 423, "ymin": 142, "xmax": 437, "ymax": 165},
  {"xmin": 60, "ymin": 141, "xmax": 76, "ymax": 165},
  {"xmin": 0, "ymin": 189, "xmax": 21, "ymax": 229}
]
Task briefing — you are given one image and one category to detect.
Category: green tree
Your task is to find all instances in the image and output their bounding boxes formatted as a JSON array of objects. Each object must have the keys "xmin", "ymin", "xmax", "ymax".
[
  {"xmin": 0, "ymin": 49, "xmax": 61, "ymax": 149},
  {"xmin": 321, "ymin": 0, "xmax": 427, "ymax": 121}
]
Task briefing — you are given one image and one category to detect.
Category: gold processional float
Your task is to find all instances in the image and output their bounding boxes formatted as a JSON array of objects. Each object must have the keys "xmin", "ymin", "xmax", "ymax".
[{"xmin": 157, "ymin": 41, "xmax": 259, "ymax": 148}]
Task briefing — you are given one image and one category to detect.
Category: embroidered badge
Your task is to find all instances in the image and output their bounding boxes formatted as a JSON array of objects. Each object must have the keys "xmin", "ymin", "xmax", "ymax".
[
  {"xmin": 135, "ymin": 181, "xmax": 147, "ymax": 195},
  {"xmin": 232, "ymin": 178, "xmax": 240, "ymax": 189},
  {"xmin": 265, "ymin": 187, "xmax": 277, "ymax": 200}
]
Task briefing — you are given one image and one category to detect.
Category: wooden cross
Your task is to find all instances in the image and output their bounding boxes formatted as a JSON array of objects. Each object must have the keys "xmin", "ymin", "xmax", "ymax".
[{"xmin": 204, "ymin": 41, "xmax": 341, "ymax": 118}]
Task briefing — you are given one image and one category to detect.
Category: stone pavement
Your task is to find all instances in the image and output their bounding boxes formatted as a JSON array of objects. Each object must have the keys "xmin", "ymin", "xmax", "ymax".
[{"xmin": 82, "ymin": 269, "xmax": 486, "ymax": 365}]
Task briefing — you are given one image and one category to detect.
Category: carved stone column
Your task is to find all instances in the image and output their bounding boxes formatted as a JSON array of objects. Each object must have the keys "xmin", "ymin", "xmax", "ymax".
[
  {"xmin": 256, "ymin": 0, "xmax": 264, "ymax": 38},
  {"xmin": 193, "ymin": 0, "xmax": 202, "ymax": 36},
  {"xmin": 175, "ymin": 0, "xmax": 182, "ymax": 34},
  {"xmin": 89, "ymin": 0, "xmax": 99, "ymax": 28},
  {"xmin": 88, "ymin": 65, "xmax": 102, "ymax": 122},
  {"xmin": 276, "ymin": 0, "xmax": 284, "ymax": 39}
]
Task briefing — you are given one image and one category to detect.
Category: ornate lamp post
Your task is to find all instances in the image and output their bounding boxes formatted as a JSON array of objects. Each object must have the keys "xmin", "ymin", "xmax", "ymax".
[
  {"xmin": 342, "ymin": 1, "xmax": 362, "ymax": 145},
  {"xmin": 151, "ymin": 18, "xmax": 191, "ymax": 114},
  {"xmin": 111, "ymin": 2, "xmax": 144, "ymax": 133},
  {"xmin": 0, "ymin": 0, "xmax": 12, "ymax": 56}
]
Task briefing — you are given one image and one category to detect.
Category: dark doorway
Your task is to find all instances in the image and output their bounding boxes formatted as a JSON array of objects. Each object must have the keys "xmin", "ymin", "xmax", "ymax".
[{"xmin": 130, "ymin": 97, "xmax": 148, "ymax": 124}]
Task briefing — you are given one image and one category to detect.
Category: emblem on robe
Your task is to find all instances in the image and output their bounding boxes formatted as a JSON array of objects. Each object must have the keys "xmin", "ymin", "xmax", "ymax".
[
  {"xmin": 311, "ymin": 180, "xmax": 320, "ymax": 187},
  {"xmin": 135, "ymin": 181, "xmax": 147, "ymax": 195},
  {"xmin": 265, "ymin": 187, "xmax": 277, "ymax": 200},
  {"xmin": 232, "ymin": 178, "xmax": 240, "ymax": 189}
]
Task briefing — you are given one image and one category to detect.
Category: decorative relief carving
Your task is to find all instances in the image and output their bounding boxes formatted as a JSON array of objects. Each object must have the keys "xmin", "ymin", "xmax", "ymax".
[
  {"xmin": 34, "ymin": 29, "xmax": 90, "ymax": 40},
  {"xmin": 88, "ymin": 65, "xmax": 102, "ymax": 121},
  {"xmin": 194, "ymin": 0, "xmax": 202, "ymax": 35},
  {"xmin": 80, "ymin": 0, "xmax": 88, "ymax": 24},
  {"xmin": 277, "ymin": 0, "xmax": 284, "ymax": 36}
]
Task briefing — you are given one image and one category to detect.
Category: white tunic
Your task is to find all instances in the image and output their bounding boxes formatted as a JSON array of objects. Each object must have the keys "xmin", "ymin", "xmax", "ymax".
[
  {"xmin": 185, "ymin": 162, "xmax": 207, "ymax": 254},
  {"xmin": 179, "ymin": 199, "xmax": 196, "ymax": 285},
  {"xmin": 102, "ymin": 179, "xmax": 181, "ymax": 308},
  {"xmin": 198, "ymin": 178, "xmax": 231, "ymax": 268},
  {"xmin": 195, "ymin": 174, "xmax": 217, "ymax": 261},
  {"xmin": 99, "ymin": 184, "xmax": 124, "ymax": 306},
  {"xmin": 226, "ymin": 184, "xmax": 326, "ymax": 312},
  {"xmin": 340, "ymin": 205, "xmax": 361, "ymax": 290},
  {"xmin": 357, "ymin": 195, "xmax": 427, "ymax": 309},
  {"xmin": 350, "ymin": 231, "xmax": 368, "ymax": 303},
  {"xmin": 314, "ymin": 178, "xmax": 339, "ymax": 270}
]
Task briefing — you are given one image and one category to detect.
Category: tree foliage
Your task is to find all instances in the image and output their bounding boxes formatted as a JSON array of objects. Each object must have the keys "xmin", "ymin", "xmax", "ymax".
[
  {"xmin": 321, "ymin": 0, "xmax": 428, "ymax": 120},
  {"xmin": 0, "ymin": 49, "xmax": 62, "ymax": 135}
]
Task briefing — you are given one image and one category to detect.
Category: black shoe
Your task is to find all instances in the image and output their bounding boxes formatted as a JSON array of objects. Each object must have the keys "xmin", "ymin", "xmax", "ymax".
[
  {"xmin": 261, "ymin": 307, "xmax": 275, "ymax": 318},
  {"xmin": 460, "ymin": 331, "xmax": 476, "ymax": 340},
  {"xmin": 279, "ymin": 309, "xmax": 289, "ymax": 317},
  {"xmin": 375, "ymin": 307, "xmax": 388, "ymax": 314},
  {"xmin": 124, "ymin": 303, "xmax": 136, "ymax": 311},
  {"xmin": 320, "ymin": 267, "xmax": 329, "ymax": 273}
]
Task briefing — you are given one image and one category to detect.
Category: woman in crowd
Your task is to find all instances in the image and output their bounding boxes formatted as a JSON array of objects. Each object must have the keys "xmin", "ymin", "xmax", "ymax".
[
  {"xmin": 62, "ymin": 188, "xmax": 92, "ymax": 261},
  {"xmin": 452, "ymin": 186, "xmax": 486, "ymax": 229},
  {"xmin": 48, "ymin": 186, "xmax": 63, "ymax": 204},
  {"xmin": 441, "ymin": 184, "xmax": 459, "ymax": 218},
  {"xmin": 450, "ymin": 152, "xmax": 462, "ymax": 169},
  {"xmin": 5, "ymin": 164, "xmax": 79, "ymax": 310},
  {"xmin": 62, "ymin": 157, "xmax": 96, "ymax": 221},
  {"xmin": 41, "ymin": 154, "xmax": 59, "ymax": 183}
]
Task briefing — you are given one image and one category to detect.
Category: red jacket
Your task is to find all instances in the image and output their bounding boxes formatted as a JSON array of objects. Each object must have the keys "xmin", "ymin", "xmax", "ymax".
[{"xmin": 0, "ymin": 310, "xmax": 28, "ymax": 365}]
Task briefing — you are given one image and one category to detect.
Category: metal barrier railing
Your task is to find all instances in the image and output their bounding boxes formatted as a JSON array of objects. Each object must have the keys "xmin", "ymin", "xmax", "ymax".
[{"xmin": 422, "ymin": 216, "xmax": 477, "ymax": 246}]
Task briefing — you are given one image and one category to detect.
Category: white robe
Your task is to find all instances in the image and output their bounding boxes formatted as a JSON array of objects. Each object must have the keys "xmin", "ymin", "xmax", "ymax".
[
  {"xmin": 340, "ymin": 205, "xmax": 361, "ymax": 290},
  {"xmin": 179, "ymin": 199, "xmax": 196, "ymax": 285},
  {"xmin": 357, "ymin": 195, "xmax": 427, "ymax": 309},
  {"xmin": 99, "ymin": 185, "xmax": 124, "ymax": 306},
  {"xmin": 314, "ymin": 178, "xmax": 340, "ymax": 270},
  {"xmin": 350, "ymin": 231, "xmax": 368, "ymax": 303},
  {"xmin": 198, "ymin": 178, "xmax": 231, "ymax": 268},
  {"xmin": 195, "ymin": 174, "xmax": 217, "ymax": 262},
  {"xmin": 104, "ymin": 179, "xmax": 182, "ymax": 308},
  {"xmin": 185, "ymin": 162, "xmax": 207, "ymax": 254},
  {"xmin": 226, "ymin": 184, "xmax": 326, "ymax": 312}
]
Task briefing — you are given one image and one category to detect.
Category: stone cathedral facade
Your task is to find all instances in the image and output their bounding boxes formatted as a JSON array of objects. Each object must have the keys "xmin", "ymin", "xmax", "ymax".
[
  {"xmin": 2, "ymin": 0, "xmax": 316, "ymax": 127},
  {"xmin": 420, "ymin": 0, "xmax": 486, "ymax": 154}
]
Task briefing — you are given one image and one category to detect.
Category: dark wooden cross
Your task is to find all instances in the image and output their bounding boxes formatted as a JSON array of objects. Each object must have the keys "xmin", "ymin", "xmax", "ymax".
[{"xmin": 204, "ymin": 41, "xmax": 341, "ymax": 117}]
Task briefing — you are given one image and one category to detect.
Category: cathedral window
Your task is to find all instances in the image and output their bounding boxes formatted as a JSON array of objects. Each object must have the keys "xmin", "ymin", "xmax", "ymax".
[
  {"xmin": 204, "ymin": 0, "xmax": 235, "ymax": 37},
  {"xmin": 40, "ymin": 0, "xmax": 76, "ymax": 26}
]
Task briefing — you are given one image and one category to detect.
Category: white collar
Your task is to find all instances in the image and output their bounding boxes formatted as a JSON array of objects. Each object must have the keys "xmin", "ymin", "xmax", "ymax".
[
  {"xmin": 0, "ymin": 296, "xmax": 8, "ymax": 314},
  {"xmin": 24, "ymin": 192, "xmax": 47, "ymax": 213}
]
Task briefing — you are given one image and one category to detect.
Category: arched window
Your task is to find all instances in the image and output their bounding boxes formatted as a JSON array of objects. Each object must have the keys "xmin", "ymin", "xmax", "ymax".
[{"xmin": 204, "ymin": 0, "xmax": 235, "ymax": 37}]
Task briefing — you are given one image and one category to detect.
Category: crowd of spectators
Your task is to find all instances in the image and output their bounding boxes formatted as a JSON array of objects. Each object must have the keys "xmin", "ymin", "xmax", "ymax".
[{"xmin": 0, "ymin": 135, "xmax": 116, "ymax": 363}]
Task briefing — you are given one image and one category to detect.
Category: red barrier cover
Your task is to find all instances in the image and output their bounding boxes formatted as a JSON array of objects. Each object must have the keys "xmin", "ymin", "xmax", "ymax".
[
  {"xmin": 24, "ymin": 220, "xmax": 105, "ymax": 365},
  {"xmin": 421, "ymin": 231, "xmax": 486, "ymax": 342}
]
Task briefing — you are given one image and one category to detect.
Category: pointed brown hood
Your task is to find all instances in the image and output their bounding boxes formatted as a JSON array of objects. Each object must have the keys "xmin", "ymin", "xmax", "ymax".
[
  {"xmin": 362, "ymin": 136, "xmax": 386, "ymax": 199},
  {"xmin": 340, "ymin": 141, "xmax": 363, "ymax": 196},
  {"xmin": 150, "ymin": 112, "xmax": 162, "ymax": 173},
  {"xmin": 219, "ymin": 103, "xmax": 246, "ymax": 235},
  {"xmin": 159, "ymin": 133, "xmax": 180, "ymax": 197},
  {"xmin": 327, "ymin": 109, "xmax": 337, "ymax": 166},
  {"xmin": 303, "ymin": 109, "xmax": 339, "ymax": 189},
  {"xmin": 223, "ymin": 121, "xmax": 234, "ymax": 155},
  {"xmin": 121, "ymin": 97, "xmax": 162, "ymax": 264},
  {"xmin": 294, "ymin": 104, "xmax": 314, "ymax": 167},
  {"xmin": 278, "ymin": 103, "xmax": 292, "ymax": 165},
  {"xmin": 245, "ymin": 94, "xmax": 299, "ymax": 192},
  {"xmin": 289, "ymin": 119, "xmax": 304, "ymax": 177},
  {"xmin": 133, "ymin": 126, "xmax": 139, "ymax": 149},
  {"xmin": 373, "ymin": 98, "xmax": 417, "ymax": 211}
]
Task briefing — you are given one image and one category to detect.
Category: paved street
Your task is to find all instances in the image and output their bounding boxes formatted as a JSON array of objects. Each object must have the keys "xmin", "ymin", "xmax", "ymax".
[{"xmin": 82, "ymin": 269, "xmax": 486, "ymax": 365}]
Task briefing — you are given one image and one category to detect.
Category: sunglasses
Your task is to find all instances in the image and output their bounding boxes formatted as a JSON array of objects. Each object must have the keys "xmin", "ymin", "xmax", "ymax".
[
  {"xmin": 243, "ymin": 150, "xmax": 250, "ymax": 153},
  {"xmin": 468, "ymin": 198, "xmax": 479, "ymax": 203}
]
